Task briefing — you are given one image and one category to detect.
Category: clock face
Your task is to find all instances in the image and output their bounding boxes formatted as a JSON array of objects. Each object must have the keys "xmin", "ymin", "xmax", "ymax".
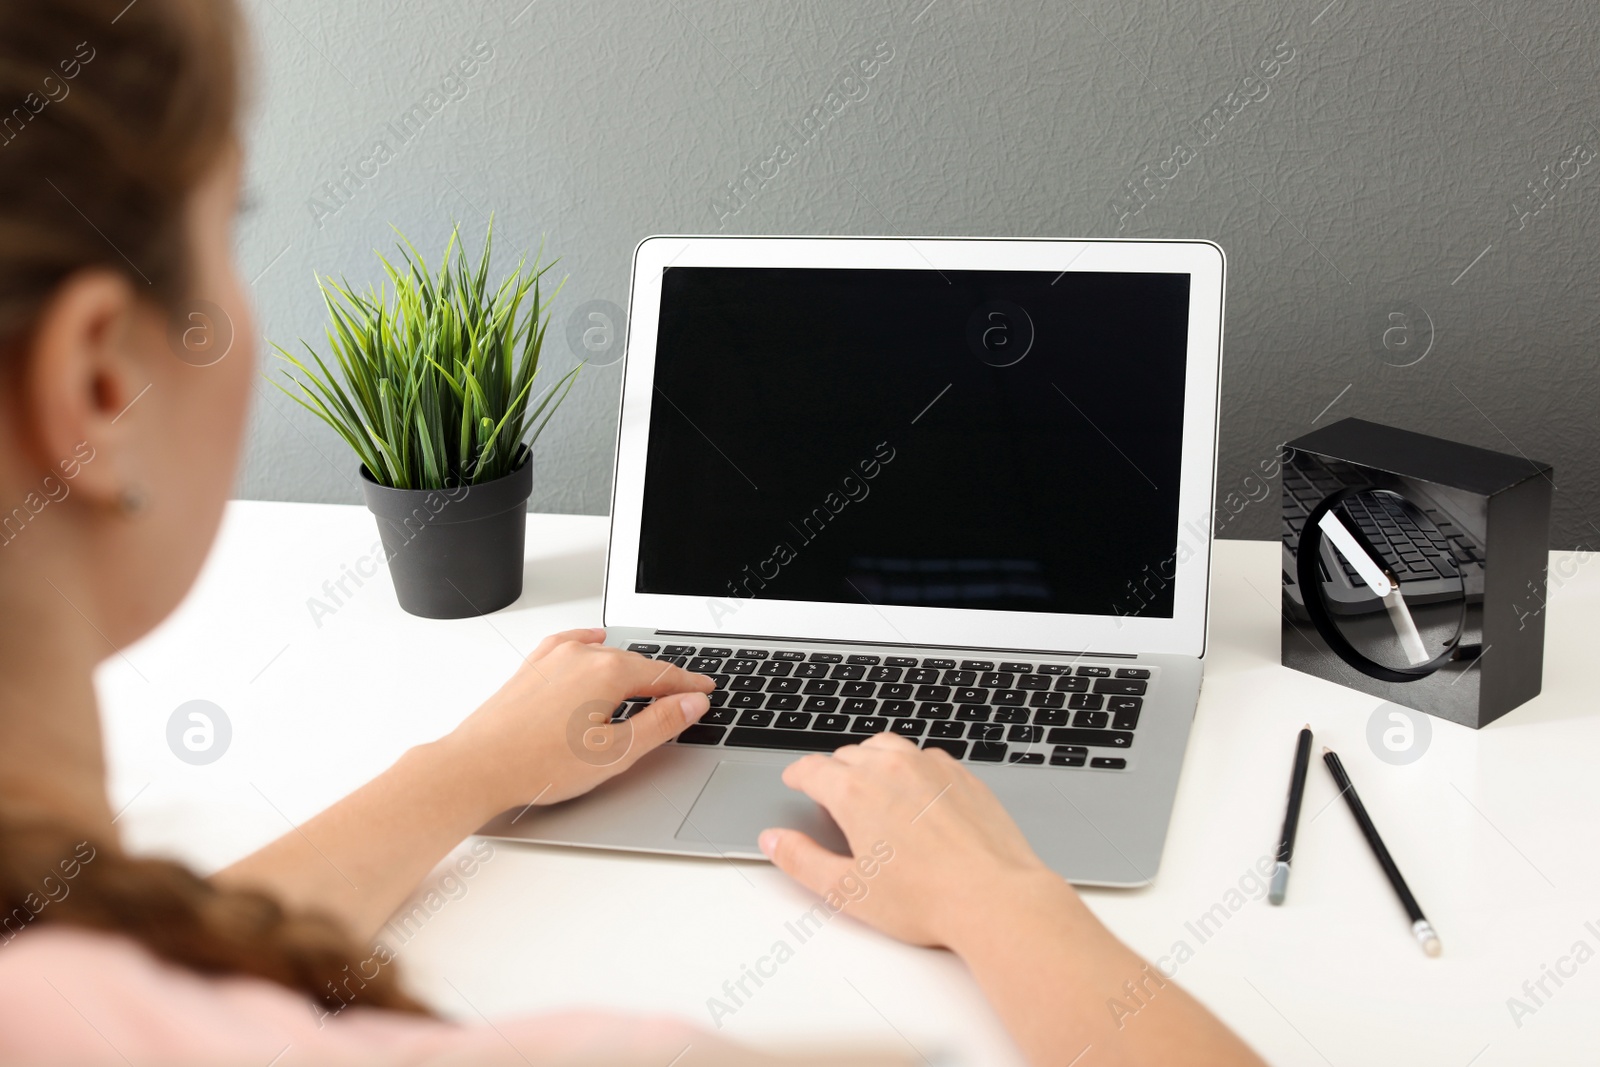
[
  {"xmin": 1310, "ymin": 488, "xmax": 1468, "ymax": 676},
  {"xmin": 1282, "ymin": 448, "xmax": 1487, "ymax": 681}
]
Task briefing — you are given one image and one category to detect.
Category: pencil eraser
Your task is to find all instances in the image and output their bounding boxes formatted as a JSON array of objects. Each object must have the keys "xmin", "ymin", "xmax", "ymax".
[{"xmin": 1268, "ymin": 862, "xmax": 1289, "ymax": 906}]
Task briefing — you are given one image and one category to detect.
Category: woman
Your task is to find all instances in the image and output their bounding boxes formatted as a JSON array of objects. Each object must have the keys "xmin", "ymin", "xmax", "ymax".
[{"xmin": 0, "ymin": 2, "xmax": 1264, "ymax": 1064}]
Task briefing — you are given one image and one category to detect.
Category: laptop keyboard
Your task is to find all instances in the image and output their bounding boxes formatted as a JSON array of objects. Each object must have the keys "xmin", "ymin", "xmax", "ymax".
[{"xmin": 615, "ymin": 643, "xmax": 1149, "ymax": 770}]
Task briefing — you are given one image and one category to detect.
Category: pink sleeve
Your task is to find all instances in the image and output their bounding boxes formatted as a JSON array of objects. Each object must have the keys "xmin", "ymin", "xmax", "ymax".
[{"xmin": 0, "ymin": 927, "xmax": 717, "ymax": 1065}]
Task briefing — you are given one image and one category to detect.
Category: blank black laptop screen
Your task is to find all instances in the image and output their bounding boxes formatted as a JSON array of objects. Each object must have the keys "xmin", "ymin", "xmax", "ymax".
[{"xmin": 634, "ymin": 265, "xmax": 1191, "ymax": 619}]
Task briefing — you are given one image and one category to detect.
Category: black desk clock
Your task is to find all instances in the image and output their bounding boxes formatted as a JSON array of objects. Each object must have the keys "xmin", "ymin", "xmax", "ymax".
[{"xmin": 1281, "ymin": 419, "xmax": 1552, "ymax": 729}]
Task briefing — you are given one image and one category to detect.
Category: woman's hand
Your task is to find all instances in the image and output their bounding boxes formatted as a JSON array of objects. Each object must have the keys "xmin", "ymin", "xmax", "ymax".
[
  {"xmin": 758, "ymin": 734, "xmax": 1268, "ymax": 1067},
  {"xmin": 757, "ymin": 732, "xmax": 1068, "ymax": 949},
  {"xmin": 448, "ymin": 628, "xmax": 716, "ymax": 813}
]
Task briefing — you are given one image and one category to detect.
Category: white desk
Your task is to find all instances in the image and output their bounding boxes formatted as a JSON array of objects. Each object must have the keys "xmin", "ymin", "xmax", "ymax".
[{"xmin": 98, "ymin": 501, "xmax": 1600, "ymax": 1067}]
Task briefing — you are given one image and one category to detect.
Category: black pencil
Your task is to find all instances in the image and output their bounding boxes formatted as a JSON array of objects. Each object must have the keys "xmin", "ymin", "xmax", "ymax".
[
  {"xmin": 1322, "ymin": 746, "xmax": 1442, "ymax": 956},
  {"xmin": 1268, "ymin": 725, "xmax": 1313, "ymax": 905}
]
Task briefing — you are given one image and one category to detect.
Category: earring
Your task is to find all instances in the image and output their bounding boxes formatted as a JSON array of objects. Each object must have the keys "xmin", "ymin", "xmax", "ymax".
[{"xmin": 118, "ymin": 485, "xmax": 147, "ymax": 515}]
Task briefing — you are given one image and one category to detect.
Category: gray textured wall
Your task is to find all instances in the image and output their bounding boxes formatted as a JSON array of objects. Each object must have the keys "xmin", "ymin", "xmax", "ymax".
[{"xmin": 237, "ymin": 0, "xmax": 1599, "ymax": 547}]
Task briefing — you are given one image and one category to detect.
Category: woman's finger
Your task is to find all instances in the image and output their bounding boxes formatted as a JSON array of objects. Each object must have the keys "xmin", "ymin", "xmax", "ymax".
[
  {"xmin": 617, "ymin": 691, "xmax": 711, "ymax": 758},
  {"xmin": 780, "ymin": 751, "xmax": 864, "ymax": 815},
  {"xmin": 617, "ymin": 654, "xmax": 716, "ymax": 697},
  {"xmin": 528, "ymin": 627, "xmax": 607, "ymax": 661},
  {"xmin": 759, "ymin": 827, "xmax": 854, "ymax": 897}
]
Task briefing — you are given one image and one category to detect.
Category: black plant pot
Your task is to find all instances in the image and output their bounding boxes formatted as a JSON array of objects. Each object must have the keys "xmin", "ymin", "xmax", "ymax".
[{"xmin": 359, "ymin": 452, "xmax": 532, "ymax": 619}]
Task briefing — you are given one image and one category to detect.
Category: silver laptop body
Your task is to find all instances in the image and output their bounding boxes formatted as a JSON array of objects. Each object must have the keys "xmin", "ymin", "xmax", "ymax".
[{"xmin": 481, "ymin": 236, "xmax": 1225, "ymax": 886}]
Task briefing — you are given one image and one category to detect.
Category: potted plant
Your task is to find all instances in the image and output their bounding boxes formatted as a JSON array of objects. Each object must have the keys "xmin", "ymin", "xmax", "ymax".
[{"xmin": 273, "ymin": 219, "xmax": 578, "ymax": 619}]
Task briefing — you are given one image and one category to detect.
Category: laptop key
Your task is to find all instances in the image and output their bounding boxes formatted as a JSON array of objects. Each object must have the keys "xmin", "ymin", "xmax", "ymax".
[
  {"xmin": 1091, "ymin": 757, "xmax": 1128, "ymax": 770},
  {"xmin": 805, "ymin": 697, "xmax": 840, "ymax": 713},
  {"xmin": 922, "ymin": 658, "xmax": 956, "ymax": 669},
  {"xmin": 842, "ymin": 698, "xmax": 877, "ymax": 715},
  {"xmin": 891, "ymin": 718, "xmax": 926, "ymax": 737},
  {"xmin": 677, "ymin": 724, "xmax": 727, "ymax": 745},
  {"xmin": 730, "ymin": 676, "xmax": 764, "ymax": 692},
  {"xmin": 726, "ymin": 727, "xmax": 870, "ymax": 752},
  {"xmin": 795, "ymin": 662, "xmax": 830, "ymax": 679},
  {"xmin": 956, "ymin": 704, "xmax": 991, "ymax": 722},
  {"xmin": 954, "ymin": 687, "xmax": 988, "ymax": 704},
  {"xmin": 766, "ymin": 677, "xmax": 803, "ymax": 694},
  {"xmin": 847, "ymin": 654, "xmax": 881, "ymax": 665},
  {"xmin": 1008, "ymin": 724, "xmax": 1043, "ymax": 744},
  {"xmin": 1009, "ymin": 752, "xmax": 1045, "ymax": 765},
  {"xmin": 929, "ymin": 720, "xmax": 965, "ymax": 738},
  {"xmin": 772, "ymin": 650, "xmax": 806, "ymax": 661},
  {"xmin": 854, "ymin": 716, "xmax": 889, "ymax": 733},
  {"xmin": 1032, "ymin": 708, "xmax": 1068, "ymax": 726},
  {"xmin": 709, "ymin": 691, "xmax": 731, "ymax": 707},
  {"xmin": 758, "ymin": 661, "xmax": 793, "ymax": 677},
  {"xmin": 767, "ymin": 694, "xmax": 802, "ymax": 711},
  {"xmin": 1095, "ymin": 679, "xmax": 1148, "ymax": 696},
  {"xmin": 994, "ymin": 690, "xmax": 1027, "ymax": 706},
  {"xmin": 1046, "ymin": 728, "xmax": 1133, "ymax": 748},
  {"xmin": 885, "ymin": 656, "xmax": 918, "ymax": 667},
  {"xmin": 999, "ymin": 662, "xmax": 1033, "ymax": 673},
  {"xmin": 699, "ymin": 647, "xmax": 731, "ymax": 657},
  {"xmin": 840, "ymin": 681, "xmax": 875, "ymax": 697},
  {"xmin": 915, "ymin": 684, "xmax": 952, "ymax": 702},
  {"xmin": 1053, "ymin": 676, "xmax": 1090, "ymax": 692},
  {"xmin": 735, "ymin": 648, "xmax": 768, "ymax": 658},
  {"xmin": 628, "ymin": 643, "xmax": 661, "ymax": 653},
  {"xmin": 979, "ymin": 672, "xmax": 1014, "ymax": 689},
  {"xmin": 701, "ymin": 708, "xmax": 736, "ymax": 725},
  {"xmin": 814, "ymin": 714, "xmax": 851, "ymax": 731},
  {"xmin": 803, "ymin": 679, "xmax": 840, "ymax": 696},
  {"xmin": 1017, "ymin": 674, "xmax": 1051, "ymax": 690},
  {"xmin": 775, "ymin": 712, "xmax": 812, "ymax": 730},
  {"xmin": 942, "ymin": 670, "xmax": 977, "ymax": 686},
  {"xmin": 663, "ymin": 645, "xmax": 696, "ymax": 656},
  {"xmin": 1116, "ymin": 668, "xmax": 1151, "ymax": 679},
  {"xmin": 867, "ymin": 666, "xmax": 903, "ymax": 682},
  {"xmin": 808, "ymin": 652, "xmax": 842, "ymax": 663},
  {"xmin": 1037, "ymin": 664, "xmax": 1072, "ymax": 674},
  {"xmin": 968, "ymin": 723, "xmax": 1003, "ymax": 741},
  {"xmin": 905, "ymin": 668, "xmax": 941, "ymax": 684},
  {"xmin": 1069, "ymin": 693, "xmax": 1104, "ymax": 711},
  {"xmin": 993, "ymin": 707, "xmax": 1030, "ymax": 724},
  {"xmin": 923, "ymin": 738, "xmax": 968, "ymax": 759},
  {"xmin": 881, "ymin": 700, "xmax": 915, "ymax": 717},
  {"xmin": 969, "ymin": 742, "xmax": 1007, "ymax": 762},
  {"xmin": 961, "ymin": 660, "xmax": 994, "ymax": 671},
  {"xmin": 1073, "ymin": 710, "xmax": 1109, "ymax": 729},
  {"xmin": 729, "ymin": 692, "xmax": 764, "ymax": 709},
  {"xmin": 879, "ymin": 683, "xmax": 913, "ymax": 700},
  {"xmin": 689, "ymin": 657, "xmax": 723, "ymax": 673},
  {"xmin": 725, "ymin": 659, "xmax": 758, "ymax": 675},
  {"xmin": 1029, "ymin": 691, "xmax": 1065, "ymax": 708},
  {"xmin": 830, "ymin": 664, "xmax": 866, "ymax": 680},
  {"xmin": 1050, "ymin": 751, "xmax": 1087, "ymax": 767},
  {"xmin": 737, "ymin": 710, "xmax": 775, "ymax": 727},
  {"xmin": 1076, "ymin": 665, "xmax": 1111, "ymax": 677},
  {"xmin": 917, "ymin": 702, "xmax": 954, "ymax": 719},
  {"xmin": 1110, "ymin": 697, "xmax": 1142, "ymax": 730}
]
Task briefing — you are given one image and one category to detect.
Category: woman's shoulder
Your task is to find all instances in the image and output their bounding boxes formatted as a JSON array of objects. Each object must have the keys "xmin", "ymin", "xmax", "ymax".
[{"xmin": 0, "ymin": 925, "xmax": 707, "ymax": 1065}]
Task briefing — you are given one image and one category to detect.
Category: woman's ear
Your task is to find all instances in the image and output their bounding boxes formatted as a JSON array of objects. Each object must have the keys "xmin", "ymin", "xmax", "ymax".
[{"xmin": 17, "ymin": 269, "xmax": 156, "ymax": 506}]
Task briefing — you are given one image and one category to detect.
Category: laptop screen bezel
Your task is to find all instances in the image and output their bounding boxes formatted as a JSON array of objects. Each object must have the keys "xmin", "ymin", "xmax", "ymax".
[{"xmin": 603, "ymin": 236, "xmax": 1223, "ymax": 658}]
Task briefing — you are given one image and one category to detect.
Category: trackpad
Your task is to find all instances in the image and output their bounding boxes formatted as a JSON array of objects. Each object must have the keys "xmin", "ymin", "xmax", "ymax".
[{"xmin": 675, "ymin": 761, "xmax": 848, "ymax": 854}]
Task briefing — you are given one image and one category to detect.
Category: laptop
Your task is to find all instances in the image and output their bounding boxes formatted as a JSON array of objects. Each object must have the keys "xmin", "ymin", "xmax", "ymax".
[{"xmin": 479, "ymin": 236, "xmax": 1225, "ymax": 886}]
